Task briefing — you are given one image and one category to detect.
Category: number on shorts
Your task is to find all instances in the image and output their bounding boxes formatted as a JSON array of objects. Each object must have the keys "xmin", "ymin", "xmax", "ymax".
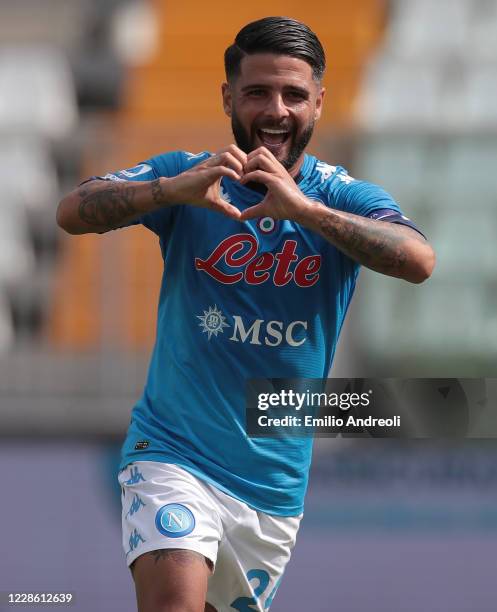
[
  {"xmin": 263, "ymin": 577, "xmax": 282, "ymax": 610},
  {"xmin": 230, "ymin": 569, "xmax": 271, "ymax": 611}
]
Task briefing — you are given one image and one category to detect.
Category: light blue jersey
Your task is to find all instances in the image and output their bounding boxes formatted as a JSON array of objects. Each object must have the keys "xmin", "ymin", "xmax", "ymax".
[{"xmin": 100, "ymin": 151, "xmax": 419, "ymax": 515}]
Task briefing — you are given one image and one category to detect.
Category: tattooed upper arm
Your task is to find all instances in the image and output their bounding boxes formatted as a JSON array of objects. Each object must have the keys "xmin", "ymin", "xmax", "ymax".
[{"xmin": 128, "ymin": 548, "xmax": 213, "ymax": 575}]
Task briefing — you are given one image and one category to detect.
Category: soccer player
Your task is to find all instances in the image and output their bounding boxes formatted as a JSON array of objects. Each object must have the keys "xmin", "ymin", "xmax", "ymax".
[{"xmin": 57, "ymin": 16, "xmax": 435, "ymax": 612}]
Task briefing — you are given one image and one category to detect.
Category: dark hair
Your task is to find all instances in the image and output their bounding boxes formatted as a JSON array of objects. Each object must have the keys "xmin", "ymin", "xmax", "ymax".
[{"xmin": 224, "ymin": 16, "xmax": 326, "ymax": 82}]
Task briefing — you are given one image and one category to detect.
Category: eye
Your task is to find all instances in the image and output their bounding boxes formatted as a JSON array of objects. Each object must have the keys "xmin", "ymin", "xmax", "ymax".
[
  {"xmin": 246, "ymin": 89, "xmax": 266, "ymax": 98},
  {"xmin": 286, "ymin": 90, "xmax": 307, "ymax": 101}
]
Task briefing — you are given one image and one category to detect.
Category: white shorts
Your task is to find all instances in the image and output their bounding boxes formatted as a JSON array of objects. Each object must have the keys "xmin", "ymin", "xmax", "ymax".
[{"xmin": 118, "ymin": 461, "xmax": 302, "ymax": 611}]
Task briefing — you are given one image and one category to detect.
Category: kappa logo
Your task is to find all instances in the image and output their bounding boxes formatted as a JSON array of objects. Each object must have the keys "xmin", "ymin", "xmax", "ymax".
[
  {"xmin": 197, "ymin": 305, "xmax": 308, "ymax": 347},
  {"xmin": 155, "ymin": 504, "xmax": 196, "ymax": 538},
  {"xmin": 315, "ymin": 161, "xmax": 355, "ymax": 185},
  {"xmin": 126, "ymin": 494, "xmax": 146, "ymax": 519},
  {"xmin": 126, "ymin": 529, "xmax": 145, "ymax": 556},
  {"xmin": 195, "ymin": 234, "xmax": 321, "ymax": 288},
  {"xmin": 316, "ymin": 161, "xmax": 337, "ymax": 182},
  {"xmin": 124, "ymin": 466, "xmax": 146, "ymax": 485}
]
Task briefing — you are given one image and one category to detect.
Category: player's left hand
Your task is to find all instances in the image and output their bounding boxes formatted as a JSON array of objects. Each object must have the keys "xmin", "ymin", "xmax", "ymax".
[{"xmin": 239, "ymin": 147, "xmax": 317, "ymax": 222}]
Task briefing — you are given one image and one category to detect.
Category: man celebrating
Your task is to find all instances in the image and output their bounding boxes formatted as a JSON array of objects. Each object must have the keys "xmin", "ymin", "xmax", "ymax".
[{"xmin": 57, "ymin": 16, "xmax": 434, "ymax": 612}]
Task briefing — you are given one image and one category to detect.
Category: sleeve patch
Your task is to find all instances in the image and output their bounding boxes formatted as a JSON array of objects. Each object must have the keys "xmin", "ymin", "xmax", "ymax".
[
  {"xmin": 185, "ymin": 151, "xmax": 211, "ymax": 161},
  {"xmin": 368, "ymin": 209, "xmax": 407, "ymax": 222},
  {"xmin": 80, "ymin": 163, "xmax": 155, "ymax": 185},
  {"xmin": 100, "ymin": 173, "xmax": 126, "ymax": 182},
  {"xmin": 367, "ymin": 208, "xmax": 426, "ymax": 238},
  {"xmin": 115, "ymin": 163, "xmax": 153, "ymax": 178}
]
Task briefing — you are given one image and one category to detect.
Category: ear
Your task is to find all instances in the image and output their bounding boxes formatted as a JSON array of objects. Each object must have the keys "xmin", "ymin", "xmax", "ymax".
[
  {"xmin": 222, "ymin": 82, "xmax": 232, "ymax": 117},
  {"xmin": 314, "ymin": 87, "xmax": 326, "ymax": 121}
]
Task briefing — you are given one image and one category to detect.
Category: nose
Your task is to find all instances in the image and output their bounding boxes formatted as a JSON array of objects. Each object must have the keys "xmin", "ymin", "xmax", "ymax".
[{"xmin": 265, "ymin": 93, "xmax": 290, "ymax": 120}]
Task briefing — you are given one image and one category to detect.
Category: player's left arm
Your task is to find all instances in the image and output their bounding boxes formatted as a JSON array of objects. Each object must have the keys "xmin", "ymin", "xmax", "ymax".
[
  {"xmin": 240, "ymin": 148, "xmax": 435, "ymax": 284},
  {"xmin": 298, "ymin": 207, "xmax": 434, "ymax": 283}
]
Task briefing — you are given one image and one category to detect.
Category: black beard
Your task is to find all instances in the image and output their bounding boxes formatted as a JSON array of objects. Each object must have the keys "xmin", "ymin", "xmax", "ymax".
[{"xmin": 231, "ymin": 112, "xmax": 315, "ymax": 172}]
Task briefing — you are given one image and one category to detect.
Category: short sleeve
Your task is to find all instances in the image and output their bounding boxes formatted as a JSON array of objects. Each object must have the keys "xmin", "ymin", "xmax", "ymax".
[
  {"xmin": 319, "ymin": 168, "xmax": 425, "ymax": 237},
  {"xmin": 325, "ymin": 174, "xmax": 402, "ymax": 218}
]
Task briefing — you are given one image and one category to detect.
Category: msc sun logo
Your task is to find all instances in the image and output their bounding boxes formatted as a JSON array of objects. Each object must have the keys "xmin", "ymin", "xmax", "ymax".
[{"xmin": 197, "ymin": 305, "xmax": 230, "ymax": 340}]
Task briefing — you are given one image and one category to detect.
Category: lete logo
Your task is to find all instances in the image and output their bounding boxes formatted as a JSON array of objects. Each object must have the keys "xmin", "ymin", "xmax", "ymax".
[{"xmin": 195, "ymin": 234, "xmax": 321, "ymax": 287}]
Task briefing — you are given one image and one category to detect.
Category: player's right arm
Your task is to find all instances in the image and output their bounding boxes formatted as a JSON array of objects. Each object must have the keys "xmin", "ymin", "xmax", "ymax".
[{"xmin": 56, "ymin": 146, "xmax": 246, "ymax": 235}]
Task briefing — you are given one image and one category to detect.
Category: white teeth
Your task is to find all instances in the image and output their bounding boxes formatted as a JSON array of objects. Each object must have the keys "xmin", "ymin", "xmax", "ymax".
[{"xmin": 261, "ymin": 128, "xmax": 288, "ymax": 134}]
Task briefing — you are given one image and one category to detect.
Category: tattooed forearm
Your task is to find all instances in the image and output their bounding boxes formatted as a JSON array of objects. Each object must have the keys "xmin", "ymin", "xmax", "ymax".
[
  {"xmin": 318, "ymin": 211, "xmax": 415, "ymax": 277},
  {"xmin": 151, "ymin": 178, "xmax": 164, "ymax": 207},
  {"xmin": 78, "ymin": 184, "xmax": 137, "ymax": 228},
  {"xmin": 57, "ymin": 177, "xmax": 176, "ymax": 235}
]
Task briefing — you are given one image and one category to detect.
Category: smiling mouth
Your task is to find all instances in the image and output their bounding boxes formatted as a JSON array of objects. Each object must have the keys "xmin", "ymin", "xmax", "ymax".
[{"xmin": 256, "ymin": 128, "xmax": 290, "ymax": 148}]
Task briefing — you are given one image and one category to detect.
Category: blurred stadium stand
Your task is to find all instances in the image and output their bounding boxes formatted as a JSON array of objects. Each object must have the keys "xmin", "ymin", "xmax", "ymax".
[
  {"xmin": 0, "ymin": 0, "xmax": 130, "ymax": 351},
  {"xmin": 354, "ymin": 0, "xmax": 497, "ymax": 374},
  {"xmin": 1, "ymin": 2, "xmax": 497, "ymax": 610}
]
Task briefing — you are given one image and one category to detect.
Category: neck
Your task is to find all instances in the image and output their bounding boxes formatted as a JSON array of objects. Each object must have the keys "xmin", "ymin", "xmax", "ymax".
[{"xmin": 287, "ymin": 153, "xmax": 305, "ymax": 179}]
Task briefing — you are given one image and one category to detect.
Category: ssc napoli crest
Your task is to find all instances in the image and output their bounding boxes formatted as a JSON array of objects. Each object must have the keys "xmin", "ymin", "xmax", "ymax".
[
  {"xmin": 155, "ymin": 503, "xmax": 196, "ymax": 538},
  {"xmin": 257, "ymin": 217, "xmax": 277, "ymax": 234}
]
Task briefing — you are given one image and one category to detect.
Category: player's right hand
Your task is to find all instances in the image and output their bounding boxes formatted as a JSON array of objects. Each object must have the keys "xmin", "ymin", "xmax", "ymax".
[{"xmin": 165, "ymin": 145, "xmax": 247, "ymax": 220}]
